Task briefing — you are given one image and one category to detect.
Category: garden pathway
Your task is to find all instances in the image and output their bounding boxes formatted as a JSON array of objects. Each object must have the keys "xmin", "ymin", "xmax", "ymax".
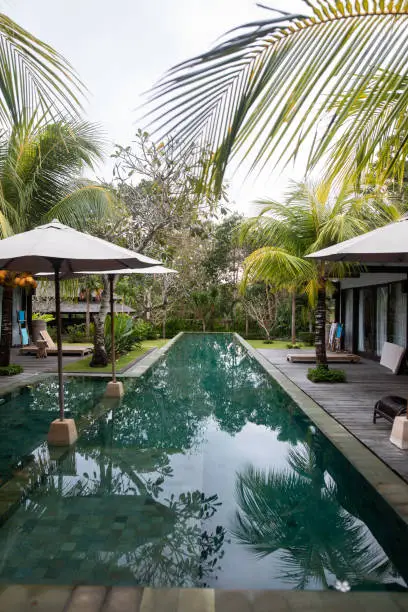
[{"xmin": 259, "ymin": 348, "xmax": 408, "ymax": 483}]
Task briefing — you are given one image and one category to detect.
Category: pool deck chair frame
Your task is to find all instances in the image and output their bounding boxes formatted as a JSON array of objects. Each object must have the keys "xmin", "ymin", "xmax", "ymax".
[{"xmin": 20, "ymin": 329, "xmax": 92, "ymax": 357}]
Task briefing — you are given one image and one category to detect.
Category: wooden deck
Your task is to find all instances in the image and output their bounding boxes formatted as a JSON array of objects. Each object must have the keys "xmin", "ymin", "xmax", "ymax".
[
  {"xmin": 259, "ymin": 348, "xmax": 408, "ymax": 483},
  {"xmin": 0, "ymin": 348, "xmax": 80, "ymax": 393}
]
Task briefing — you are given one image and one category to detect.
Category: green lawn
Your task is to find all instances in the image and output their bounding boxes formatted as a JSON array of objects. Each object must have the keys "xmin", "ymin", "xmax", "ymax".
[
  {"xmin": 63, "ymin": 339, "xmax": 168, "ymax": 373},
  {"xmin": 245, "ymin": 339, "xmax": 308, "ymax": 349}
]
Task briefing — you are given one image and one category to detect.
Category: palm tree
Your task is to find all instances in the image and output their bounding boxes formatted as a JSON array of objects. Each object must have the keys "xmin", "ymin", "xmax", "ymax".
[
  {"xmin": 0, "ymin": 117, "xmax": 115, "ymax": 365},
  {"xmin": 148, "ymin": 1, "xmax": 408, "ymax": 192},
  {"xmin": 240, "ymin": 180, "xmax": 401, "ymax": 366},
  {"xmin": 0, "ymin": 13, "xmax": 83, "ymax": 128}
]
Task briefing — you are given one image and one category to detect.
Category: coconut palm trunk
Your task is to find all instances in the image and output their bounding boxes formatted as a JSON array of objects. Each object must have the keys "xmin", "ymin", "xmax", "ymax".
[
  {"xmin": 90, "ymin": 275, "xmax": 110, "ymax": 367},
  {"xmin": 315, "ymin": 276, "xmax": 328, "ymax": 369},
  {"xmin": 0, "ymin": 286, "xmax": 13, "ymax": 366},
  {"xmin": 291, "ymin": 291, "xmax": 296, "ymax": 346},
  {"xmin": 85, "ymin": 288, "xmax": 91, "ymax": 339}
]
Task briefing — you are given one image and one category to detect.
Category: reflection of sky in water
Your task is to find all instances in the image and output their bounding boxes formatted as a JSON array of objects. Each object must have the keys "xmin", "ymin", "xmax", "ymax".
[{"xmin": 0, "ymin": 334, "xmax": 407, "ymax": 590}]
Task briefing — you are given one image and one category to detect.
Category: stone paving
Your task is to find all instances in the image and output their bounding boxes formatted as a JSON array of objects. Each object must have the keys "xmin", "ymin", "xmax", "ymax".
[{"xmin": 1, "ymin": 585, "xmax": 408, "ymax": 611}]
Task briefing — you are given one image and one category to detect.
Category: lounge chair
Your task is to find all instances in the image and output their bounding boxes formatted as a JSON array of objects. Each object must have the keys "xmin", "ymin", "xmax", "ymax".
[
  {"xmin": 20, "ymin": 329, "xmax": 92, "ymax": 357},
  {"xmin": 373, "ymin": 395, "xmax": 407, "ymax": 424},
  {"xmin": 287, "ymin": 352, "xmax": 360, "ymax": 363}
]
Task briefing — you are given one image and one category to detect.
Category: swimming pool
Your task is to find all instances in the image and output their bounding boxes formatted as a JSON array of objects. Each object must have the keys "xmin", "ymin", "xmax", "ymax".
[{"xmin": 0, "ymin": 333, "xmax": 407, "ymax": 590}]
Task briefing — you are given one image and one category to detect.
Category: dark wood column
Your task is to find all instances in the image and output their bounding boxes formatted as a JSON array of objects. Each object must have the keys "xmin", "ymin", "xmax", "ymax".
[{"xmin": 352, "ymin": 288, "xmax": 359, "ymax": 354}]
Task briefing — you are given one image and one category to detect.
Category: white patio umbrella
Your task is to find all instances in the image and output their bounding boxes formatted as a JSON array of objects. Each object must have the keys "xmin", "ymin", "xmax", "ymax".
[
  {"xmin": 306, "ymin": 216, "xmax": 408, "ymax": 263},
  {"xmin": 0, "ymin": 220, "xmax": 162, "ymax": 444},
  {"xmin": 75, "ymin": 266, "xmax": 178, "ymax": 389}
]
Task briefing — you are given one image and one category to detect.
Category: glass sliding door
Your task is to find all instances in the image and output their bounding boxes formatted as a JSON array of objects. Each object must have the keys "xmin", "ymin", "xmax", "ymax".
[
  {"xmin": 388, "ymin": 282, "xmax": 407, "ymax": 348},
  {"xmin": 358, "ymin": 289, "xmax": 364, "ymax": 352},
  {"xmin": 358, "ymin": 287, "xmax": 376, "ymax": 356},
  {"xmin": 376, "ymin": 286, "xmax": 388, "ymax": 356},
  {"xmin": 344, "ymin": 289, "xmax": 353, "ymax": 352}
]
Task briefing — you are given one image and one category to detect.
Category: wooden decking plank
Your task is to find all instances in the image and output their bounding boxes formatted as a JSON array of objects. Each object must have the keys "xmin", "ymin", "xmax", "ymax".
[{"xmin": 259, "ymin": 349, "xmax": 408, "ymax": 482}]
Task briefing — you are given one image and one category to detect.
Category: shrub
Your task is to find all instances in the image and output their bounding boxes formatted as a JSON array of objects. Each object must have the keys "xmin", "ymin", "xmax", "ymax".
[
  {"xmin": 287, "ymin": 343, "xmax": 302, "ymax": 349},
  {"xmin": 104, "ymin": 314, "xmax": 140, "ymax": 358},
  {"xmin": 66, "ymin": 323, "xmax": 87, "ymax": 343},
  {"xmin": 32, "ymin": 313, "xmax": 55, "ymax": 322},
  {"xmin": 162, "ymin": 317, "xmax": 202, "ymax": 338},
  {"xmin": 307, "ymin": 366, "xmax": 346, "ymax": 383},
  {"xmin": 133, "ymin": 319, "xmax": 155, "ymax": 341},
  {"xmin": 299, "ymin": 332, "xmax": 314, "ymax": 346},
  {"xmin": 262, "ymin": 339, "xmax": 274, "ymax": 344},
  {"xmin": 0, "ymin": 364, "xmax": 23, "ymax": 376}
]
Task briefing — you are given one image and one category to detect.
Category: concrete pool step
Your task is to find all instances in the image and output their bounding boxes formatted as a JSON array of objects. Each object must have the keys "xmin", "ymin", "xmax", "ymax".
[{"xmin": 1, "ymin": 585, "xmax": 408, "ymax": 611}]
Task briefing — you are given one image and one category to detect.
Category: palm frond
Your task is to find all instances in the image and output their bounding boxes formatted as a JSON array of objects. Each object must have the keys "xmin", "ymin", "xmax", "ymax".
[
  {"xmin": 43, "ymin": 183, "xmax": 116, "ymax": 230},
  {"xmin": 241, "ymin": 246, "xmax": 314, "ymax": 291},
  {"xmin": 147, "ymin": 1, "xmax": 408, "ymax": 192},
  {"xmin": 0, "ymin": 14, "xmax": 84, "ymax": 126}
]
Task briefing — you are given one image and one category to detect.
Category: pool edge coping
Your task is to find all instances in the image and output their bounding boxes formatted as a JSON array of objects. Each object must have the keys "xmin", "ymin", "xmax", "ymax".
[
  {"xmin": 119, "ymin": 332, "xmax": 184, "ymax": 378},
  {"xmin": 234, "ymin": 333, "xmax": 408, "ymax": 527}
]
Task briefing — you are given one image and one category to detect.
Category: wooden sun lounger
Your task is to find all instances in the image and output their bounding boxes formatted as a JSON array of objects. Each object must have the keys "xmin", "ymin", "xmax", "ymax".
[
  {"xmin": 287, "ymin": 352, "xmax": 360, "ymax": 364},
  {"xmin": 20, "ymin": 345, "xmax": 92, "ymax": 357},
  {"xmin": 20, "ymin": 329, "xmax": 92, "ymax": 357}
]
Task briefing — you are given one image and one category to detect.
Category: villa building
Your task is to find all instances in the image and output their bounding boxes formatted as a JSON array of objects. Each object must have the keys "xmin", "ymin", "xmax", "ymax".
[
  {"xmin": 339, "ymin": 268, "xmax": 408, "ymax": 360},
  {"xmin": 0, "ymin": 284, "xmax": 134, "ymax": 347}
]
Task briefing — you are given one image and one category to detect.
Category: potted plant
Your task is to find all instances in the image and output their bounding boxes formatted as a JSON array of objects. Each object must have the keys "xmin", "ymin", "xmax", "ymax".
[{"xmin": 31, "ymin": 313, "xmax": 54, "ymax": 342}]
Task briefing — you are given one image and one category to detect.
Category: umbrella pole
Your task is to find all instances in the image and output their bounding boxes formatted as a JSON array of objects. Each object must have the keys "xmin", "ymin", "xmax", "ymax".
[
  {"xmin": 110, "ymin": 274, "xmax": 116, "ymax": 384},
  {"xmin": 54, "ymin": 263, "xmax": 64, "ymax": 420},
  {"xmin": 105, "ymin": 274, "xmax": 124, "ymax": 398},
  {"xmin": 47, "ymin": 260, "xmax": 78, "ymax": 446}
]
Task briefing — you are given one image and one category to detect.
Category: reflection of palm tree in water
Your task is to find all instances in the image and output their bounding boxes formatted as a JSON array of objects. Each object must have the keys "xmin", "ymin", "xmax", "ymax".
[
  {"xmin": 232, "ymin": 442, "xmax": 398, "ymax": 590},
  {"xmin": 40, "ymin": 406, "xmax": 227, "ymax": 587}
]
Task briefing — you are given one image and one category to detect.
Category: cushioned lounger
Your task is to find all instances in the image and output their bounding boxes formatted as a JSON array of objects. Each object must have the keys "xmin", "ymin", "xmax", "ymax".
[
  {"xmin": 373, "ymin": 395, "xmax": 407, "ymax": 424},
  {"xmin": 287, "ymin": 353, "xmax": 360, "ymax": 363}
]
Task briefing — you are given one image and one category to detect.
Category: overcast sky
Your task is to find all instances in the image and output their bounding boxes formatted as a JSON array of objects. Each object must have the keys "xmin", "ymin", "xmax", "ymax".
[{"xmin": 6, "ymin": 0, "xmax": 309, "ymax": 215}]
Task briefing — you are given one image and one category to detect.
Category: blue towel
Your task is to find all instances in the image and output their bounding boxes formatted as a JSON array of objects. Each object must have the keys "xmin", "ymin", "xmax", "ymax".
[
  {"xmin": 21, "ymin": 328, "xmax": 29, "ymax": 346},
  {"xmin": 17, "ymin": 310, "xmax": 25, "ymax": 322},
  {"xmin": 335, "ymin": 324, "xmax": 343, "ymax": 339}
]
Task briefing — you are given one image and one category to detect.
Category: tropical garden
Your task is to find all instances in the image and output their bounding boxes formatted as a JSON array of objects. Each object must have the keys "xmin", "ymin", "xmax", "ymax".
[
  {"xmin": 0, "ymin": 1, "xmax": 408, "ymax": 380},
  {"xmin": 0, "ymin": 0, "xmax": 408, "ymax": 594}
]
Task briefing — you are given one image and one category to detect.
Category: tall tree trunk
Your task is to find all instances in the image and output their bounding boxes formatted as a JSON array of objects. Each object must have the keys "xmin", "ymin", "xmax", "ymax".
[
  {"xmin": 202, "ymin": 319, "xmax": 206, "ymax": 332},
  {"xmin": 291, "ymin": 291, "xmax": 296, "ymax": 345},
  {"xmin": 308, "ymin": 309, "xmax": 313, "ymax": 333},
  {"xmin": 144, "ymin": 287, "xmax": 152, "ymax": 321},
  {"xmin": 245, "ymin": 314, "xmax": 249, "ymax": 338},
  {"xmin": 90, "ymin": 275, "xmax": 111, "ymax": 367},
  {"xmin": 265, "ymin": 284, "xmax": 273, "ymax": 321},
  {"xmin": 162, "ymin": 277, "xmax": 167, "ymax": 339},
  {"xmin": 0, "ymin": 286, "xmax": 13, "ymax": 366},
  {"xmin": 162, "ymin": 308, "xmax": 167, "ymax": 340},
  {"xmin": 315, "ymin": 277, "xmax": 328, "ymax": 369},
  {"xmin": 85, "ymin": 288, "xmax": 90, "ymax": 339}
]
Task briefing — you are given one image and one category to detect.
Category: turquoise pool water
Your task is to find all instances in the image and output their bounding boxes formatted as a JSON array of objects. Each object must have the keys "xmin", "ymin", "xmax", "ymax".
[{"xmin": 0, "ymin": 333, "xmax": 407, "ymax": 590}]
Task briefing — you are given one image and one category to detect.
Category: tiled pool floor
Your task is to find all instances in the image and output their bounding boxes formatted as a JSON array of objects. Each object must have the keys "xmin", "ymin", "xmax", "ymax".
[{"xmin": 2, "ymin": 335, "xmax": 408, "ymax": 593}]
